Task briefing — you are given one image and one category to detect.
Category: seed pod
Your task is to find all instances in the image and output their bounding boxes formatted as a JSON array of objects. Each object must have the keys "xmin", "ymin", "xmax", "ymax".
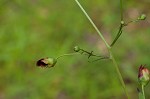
[{"xmin": 36, "ymin": 57, "xmax": 57, "ymax": 68}]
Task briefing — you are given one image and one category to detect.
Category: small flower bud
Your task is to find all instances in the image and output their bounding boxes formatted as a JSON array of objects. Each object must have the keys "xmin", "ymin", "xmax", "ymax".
[
  {"xmin": 36, "ymin": 57, "xmax": 57, "ymax": 68},
  {"xmin": 74, "ymin": 46, "xmax": 80, "ymax": 52},
  {"xmin": 138, "ymin": 14, "xmax": 146, "ymax": 20},
  {"xmin": 138, "ymin": 65, "xmax": 150, "ymax": 86},
  {"xmin": 121, "ymin": 21, "xmax": 125, "ymax": 25}
]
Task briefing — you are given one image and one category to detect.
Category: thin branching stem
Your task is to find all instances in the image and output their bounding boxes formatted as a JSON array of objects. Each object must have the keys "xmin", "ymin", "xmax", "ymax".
[
  {"xmin": 80, "ymin": 49, "xmax": 102, "ymax": 58},
  {"xmin": 111, "ymin": 24, "xmax": 123, "ymax": 46},
  {"xmin": 111, "ymin": 0, "xmax": 124, "ymax": 47},
  {"xmin": 75, "ymin": 0, "xmax": 110, "ymax": 49},
  {"xmin": 56, "ymin": 53, "xmax": 80, "ymax": 59},
  {"xmin": 74, "ymin": 0, "xmax": 130, "ymax": 99},
  {"xmin": 109, "ymin": 51, "xmax": 130, "ymax": 99}
]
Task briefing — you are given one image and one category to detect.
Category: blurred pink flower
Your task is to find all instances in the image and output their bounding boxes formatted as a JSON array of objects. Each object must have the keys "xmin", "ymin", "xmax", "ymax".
[{"xmin": 138, "ymin": 65, "xmax": 150, "ymax": 86}]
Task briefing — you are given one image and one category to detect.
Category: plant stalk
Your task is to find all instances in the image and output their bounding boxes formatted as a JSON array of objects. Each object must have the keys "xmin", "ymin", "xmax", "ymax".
[
  {"xmin": 56, "ymin": 53, "xmax": 80, "ymax": 59},
  {"xmin": 75, "ymin": 0, "xmax": 110, "ymax": 49},
  {"xmin": 74, "ymin": 0, "xmax": 130, "ymax": 98},
  {"xmin": 142, "ymin": 85, "xmax": 145, "ymax": 99},
  {"xmin": 120, "ymin": 0, "xmax": 123, "ymax": 21},
  {"xmin": 109, "ymin": 51, "xmax": 130, "ymax": 99}
]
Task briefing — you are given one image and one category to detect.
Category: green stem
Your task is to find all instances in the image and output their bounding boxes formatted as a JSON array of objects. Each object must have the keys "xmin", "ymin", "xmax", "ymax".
[
  {"xmin": 75, "ymin": 0, "xmax": 130, "ymax": 99},
  {"xmin": 109, "ymin": 51, "xmax": 130, "ymax": 99},
  {"xmin": 111, "ymin": 0, "xmax": 124, "ymax": 47},
  {"xmin": 110, "ymin": 24, "xmax": 123, "ymax": 46},
  {"xmin": 120, "ymin": 0, "xmax": 123, "ymax": 21},
  {"xmin": 142, "ymin": 85, "xmax": 145, "ymax": 99},
  {"xmin": 56, "ymin": 53, "xmax": 80, "ymax": 59},
  {"xmin": 75, "ymin": 0, "xmax": 110, "ymax": 49},
  {"xmin": 80, "ymin": 49, "xmax": 102, "ymax": 58}
]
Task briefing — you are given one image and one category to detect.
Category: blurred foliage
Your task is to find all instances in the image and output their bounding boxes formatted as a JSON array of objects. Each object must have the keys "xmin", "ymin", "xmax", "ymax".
[{"xmin": 0, "ymin": 0, "xmax": 150, "ymax": 99}]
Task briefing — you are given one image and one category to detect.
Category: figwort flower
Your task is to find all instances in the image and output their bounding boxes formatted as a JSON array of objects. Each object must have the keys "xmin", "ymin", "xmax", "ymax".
[
  {"xmin": 36, "ymin": 57, "xmax": 57, "ymax": 68},
  {"xmin": 138, "ymin": 65, "xmax": 150, "ymax": 86}
]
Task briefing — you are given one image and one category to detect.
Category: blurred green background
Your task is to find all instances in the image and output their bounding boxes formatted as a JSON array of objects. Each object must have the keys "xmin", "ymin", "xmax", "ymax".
[{"xmin": 0, "ymin": 0, "xmax": 150, "ymax": 99}]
